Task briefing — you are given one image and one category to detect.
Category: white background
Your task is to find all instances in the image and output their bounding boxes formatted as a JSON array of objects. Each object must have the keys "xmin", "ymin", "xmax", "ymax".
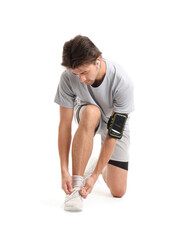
[{"xmin": 0, "ymin": 0, "xmax": 189, "ymax": 239}]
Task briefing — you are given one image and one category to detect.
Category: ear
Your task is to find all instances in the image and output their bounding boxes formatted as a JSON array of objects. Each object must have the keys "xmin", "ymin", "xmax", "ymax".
[{"xmin": 97, "ymin": 60, "xmax": 100, "ymax": 68}]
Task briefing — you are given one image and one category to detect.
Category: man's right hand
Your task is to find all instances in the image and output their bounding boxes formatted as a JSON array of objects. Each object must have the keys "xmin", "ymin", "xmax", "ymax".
[{"xmin": 61, "ymin": 171, "xmax": 73, "ymax": 194}]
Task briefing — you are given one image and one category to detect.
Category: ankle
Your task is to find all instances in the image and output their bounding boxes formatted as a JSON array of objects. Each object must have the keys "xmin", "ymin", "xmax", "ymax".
[{"xmin": 72, "ymin": 175, "xmax": 84, "ymax": 189}]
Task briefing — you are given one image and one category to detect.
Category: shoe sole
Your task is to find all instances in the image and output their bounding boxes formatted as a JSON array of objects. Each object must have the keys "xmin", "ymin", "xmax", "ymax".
[{"xmin": 64, "ymin": 206, "xmax": 83, "ymax": 212}]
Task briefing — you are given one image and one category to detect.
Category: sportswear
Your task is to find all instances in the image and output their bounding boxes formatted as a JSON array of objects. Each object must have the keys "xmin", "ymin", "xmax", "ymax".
[
  {"xmin": 54, "ymin": 58, "xmax": 134, "ymax": 131},
  {"xmin": 54, "ymin": 58, "xmax": 134, "ymax": 162}
]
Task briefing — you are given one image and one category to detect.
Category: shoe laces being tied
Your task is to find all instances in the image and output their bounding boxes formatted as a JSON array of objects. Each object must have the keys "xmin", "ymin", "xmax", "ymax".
[{"xmin": 64, "ymin": 187, "xmax": 83, "ymax": 203}]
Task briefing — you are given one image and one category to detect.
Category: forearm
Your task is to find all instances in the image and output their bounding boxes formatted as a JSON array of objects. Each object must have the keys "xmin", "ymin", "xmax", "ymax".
[
  {"xmin": 92, "ymin": 134, "xmax": 117, "ymax": 179},
  {"xmin": 58, "ymin": 124, "xmax": 72, "ymax": 175}
]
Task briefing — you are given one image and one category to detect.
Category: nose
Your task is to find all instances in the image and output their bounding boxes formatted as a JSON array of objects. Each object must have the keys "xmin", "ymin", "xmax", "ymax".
[{"xmin": 80, "ymin": 75, "xmax": 86, "ymax": 83}]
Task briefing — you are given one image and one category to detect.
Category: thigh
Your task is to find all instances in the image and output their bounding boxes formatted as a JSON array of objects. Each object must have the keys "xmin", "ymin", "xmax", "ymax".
[
  {"xmin": 100, "ymin": 124, "xmax": 130, "ymax": 162},
  {"xmin": 106, "ymin": 163, "xmax": 128, "ymax": 197}
]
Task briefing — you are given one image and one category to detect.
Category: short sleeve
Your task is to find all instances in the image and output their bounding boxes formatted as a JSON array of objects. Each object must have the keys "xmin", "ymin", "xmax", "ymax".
[
  {"xmin": 54, "ymin": 71, "xmax": 76, "ymax": 108},
  {"xmin": 113, "ymin": 77, "xmax": 135, "ymax": 114}
]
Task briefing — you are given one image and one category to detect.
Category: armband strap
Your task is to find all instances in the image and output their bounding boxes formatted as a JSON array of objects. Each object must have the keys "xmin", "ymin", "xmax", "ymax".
[{"xmin": 107, "ymin": 113, "xmax": 128, "ymax": 139}]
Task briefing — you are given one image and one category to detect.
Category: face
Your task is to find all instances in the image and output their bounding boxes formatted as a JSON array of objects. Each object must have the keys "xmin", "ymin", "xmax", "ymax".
[{"xmin": 72, "ymin": 61, "xmax": 99, "ymax": 85}]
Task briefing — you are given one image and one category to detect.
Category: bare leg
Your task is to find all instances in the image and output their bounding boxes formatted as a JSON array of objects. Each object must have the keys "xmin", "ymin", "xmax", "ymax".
[
  {"xmin": 102, "ymin": 164, "xmax": 128, "ymax": 197},
  {"xmin": 72, "ymin": 105, "xmax": 101, "ymax": 176}
]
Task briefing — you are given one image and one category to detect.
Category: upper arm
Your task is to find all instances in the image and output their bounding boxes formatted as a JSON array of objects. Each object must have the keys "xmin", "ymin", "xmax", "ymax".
[
  {"xmin": 113, "ymin": 77, "xmax": 134, "ymax": 114},
  {"xmin": 59, "ymin": 106, "xmax": 74, "ymax": 126},
  {"xmin": 54, "ymin": 72, "xmax": 76, "ymax": 108}
]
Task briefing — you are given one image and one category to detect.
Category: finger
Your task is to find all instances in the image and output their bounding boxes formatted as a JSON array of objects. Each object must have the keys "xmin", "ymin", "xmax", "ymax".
[
  {"xmin": 67, "ymin": 182, "xmax": 73, "ymax": 193},
  {"xmin": 83, "ymin": 188, "xmax": 91, "ymax": 199},
  {"xmin": 63, "ymin": 184, "xmax": 70, "ymax": 194},
  {"xmin": 85, "ymin": 187, "xmax": 91, "ymax": 195},
  {"xmin": 84, "ymin": 185, "xmax": 93, "ymax": 196},
  {"xmin": 79, "ymin": 188, "xmax": 85, "ymax": 196},
  {"xmin": 79, "ymin": 188, "xmax": 87, "ymax": 199}
]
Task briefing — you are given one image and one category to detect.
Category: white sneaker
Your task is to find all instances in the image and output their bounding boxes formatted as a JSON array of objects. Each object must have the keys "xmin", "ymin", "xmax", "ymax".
[{"xmin": 64, "ymin": 187, "xmax": 83, "ymax": 211}]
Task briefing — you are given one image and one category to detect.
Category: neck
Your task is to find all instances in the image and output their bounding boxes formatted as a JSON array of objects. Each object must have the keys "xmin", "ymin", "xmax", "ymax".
[{"xmin": 96, "ymin": 60, "xmax": 106, "ymax": 81}]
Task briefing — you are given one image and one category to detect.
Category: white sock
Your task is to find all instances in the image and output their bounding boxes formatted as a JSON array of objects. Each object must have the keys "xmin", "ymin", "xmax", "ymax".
[{"xmin": 72, "ymin": 175, "xmax": 84, "ymax": 189}]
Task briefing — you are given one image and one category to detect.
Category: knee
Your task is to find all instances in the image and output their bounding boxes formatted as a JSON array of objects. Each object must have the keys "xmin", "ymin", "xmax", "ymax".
[
  {"xmin": 110, "ymin": 187, "xmax": 127, "ymax": 198},
  {"xmin": 82, "ymin": 105, "xmax": 101, "ymax": 119},
  {"xmin": 80, "ymin": 105, "xmax": 101, "ymax": 128}
]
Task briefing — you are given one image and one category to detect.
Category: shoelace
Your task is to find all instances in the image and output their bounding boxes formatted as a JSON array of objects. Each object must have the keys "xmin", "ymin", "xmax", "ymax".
[{"xmin": 64, "ymin": 188, "xmax": 83, "ymax": 203}]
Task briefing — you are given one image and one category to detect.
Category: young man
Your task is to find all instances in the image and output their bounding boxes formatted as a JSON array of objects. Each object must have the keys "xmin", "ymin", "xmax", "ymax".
[{"xmin": 54, "ymin": 35, "xmax": 134, "ymax": 211}]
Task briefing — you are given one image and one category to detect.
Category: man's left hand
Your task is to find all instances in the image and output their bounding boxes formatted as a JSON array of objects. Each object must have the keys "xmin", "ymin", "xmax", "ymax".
[{"xmin": 79, "ymin": 175, "xmax": 97, "ymax": 199}]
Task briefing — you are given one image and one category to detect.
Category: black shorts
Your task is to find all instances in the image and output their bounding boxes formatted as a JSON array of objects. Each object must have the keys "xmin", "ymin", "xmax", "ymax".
[{"xmin": 108, "ymin": 160, "xmax": 128, "ymax": 170}]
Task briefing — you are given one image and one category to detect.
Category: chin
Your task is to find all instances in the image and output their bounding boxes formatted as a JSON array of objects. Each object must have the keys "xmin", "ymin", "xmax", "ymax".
[
  {"xmin": 84, "ymin": 82, "xmax": 91, "ymax": 85},
  {"xmin": 85, "ymin": 80, "xmax": 95, "ymax": 85}
]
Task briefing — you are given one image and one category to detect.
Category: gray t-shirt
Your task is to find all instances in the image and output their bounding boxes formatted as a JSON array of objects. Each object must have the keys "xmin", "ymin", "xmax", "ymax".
[{"xmin": 54, "ymin": 58, "xmax": 134, "ymax": 130}]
